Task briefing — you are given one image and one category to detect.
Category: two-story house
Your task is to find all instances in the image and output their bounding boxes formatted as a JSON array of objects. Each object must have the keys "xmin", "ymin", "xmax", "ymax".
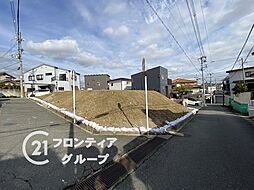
[
  {"xmin": 131, "ymin": 66, "xmax": 170, "ymax": 96},
  {"xmin": 225, "ymin": 66, "xmax": 254, "ymax": 94},
  {"xmin": 0, "ymin": 72, "xmax": 18, "ymax": 88},
  {"xmin": 0, "ymin": 72, "xmax": 20, "ymax": 97},
  {"xmin": 172, "ymin": 78, "xmax": 202, "ymax": 94},
  {"xmin": 0, "ymin": 72, "xmax": 16, "ymax": 81},
  {"xmin": 84, "ymin": 74, "xmax": 110, "ymax": 90},
  {"xmin": 23, "ymin": 64, "xmax": 80, "ymax": 96},
  {"xmin": 108, "ymin": 78, "xmax": 132, "ymax": 90}
]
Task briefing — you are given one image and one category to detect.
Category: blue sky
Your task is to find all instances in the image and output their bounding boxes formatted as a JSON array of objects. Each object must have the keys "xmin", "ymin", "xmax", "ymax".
[{"xmin": 0, "ymin": 0, "xmax": 254, "ymax": 84}]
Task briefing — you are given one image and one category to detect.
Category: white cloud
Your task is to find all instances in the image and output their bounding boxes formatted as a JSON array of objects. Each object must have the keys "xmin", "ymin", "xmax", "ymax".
[
  {"xmin": 0, "ymin": 23, "xmax": 13, "ymax": 40},
  {"xmin": 25, "ymin": 37, "xmax": 102, "ymax": 67},
  {"xmin": 75, "ymin": 51, "xmax": 102, "ymax": 66},
  {"xmin": 73, "ymin": 1, "xmax": 92, "ymax": 22},
  {"xmin": 215, "ymin": 0, "xmax": 254, "ymax": 29},
  {"xmin": 103, "ymin": 1, "xmax": 127, "ymax": 15},
  {"xmin": 26, "ymin": 37, "xmax": 79, "ymax": 58},
  {"xmin": 137, "ymin": 32, "xmax": 164, "ymax": 47},
  {"xmin": 138, "ymin": 43, "xmax": 175, "ymax": 59},
  {"xmin": 103, "ymin": 25, "xmax": 129, "ymax": 38}
]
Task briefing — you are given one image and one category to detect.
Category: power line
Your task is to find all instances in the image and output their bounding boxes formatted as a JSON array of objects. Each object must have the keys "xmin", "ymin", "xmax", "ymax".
[
  {"xmin": 145, "ymin": 0, "xmax": 201, "ymax": 75},
  {"xmin": 230, "ymin": 24, "xmax": 254, "ymax": 70},
  {"xmin": 185, "ymin": 0, "xmax": 203, "ymax": 56},
  {"xmin": 0, "ymin": 43, "xmax": 17, "ymax": 59},
  {"xmin": 233, "ymin": 45, "xmax": 254, "ymax": 83},
  {"xmin": 243, "ymin": 44, "xmax": 254, "ymax": 64},
  {"xmin": 167, "ymin": 0, "xmax": 200, "ymax": 59},
  {"xmin": 10, "ymin": 0, "xmax": 17, "ymax": 35},
  {"xmin": 163, "ymin": 1, "xmax": 194, "ymax": 48},
  {"xmin": 174, "ymin": 0, "xmax": 194, "ymax": 43},
  {"xmin": 17, "ymin": 0, "xmax": 20, "ymax": 34},
  {"xmin": 210, "ymin": 57, "xmax": 236, "ymax": 63},
  {"xmin": 189, "ymin": 0, "xmax": 205, "ymax": 55},
  {"xmin": 0, "ymin": 62, "xmax": 19, "ymax": 70},
  {"xmin": 199, "ymin": 0, "xmax": 211, "ymax": 59}
]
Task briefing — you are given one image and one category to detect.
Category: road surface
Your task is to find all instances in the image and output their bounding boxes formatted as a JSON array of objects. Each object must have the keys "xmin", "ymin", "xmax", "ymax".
[
  {"xmin": 115, "ymin": 105, "xmax": 254, "ymax": 190},
  {"xmin": 0, "ymin": 98, "xmax": 147, "ymax": 190}
]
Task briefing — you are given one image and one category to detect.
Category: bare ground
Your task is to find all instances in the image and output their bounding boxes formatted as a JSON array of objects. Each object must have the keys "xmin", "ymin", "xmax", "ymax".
[{"xmin": 40, "ymin": 90, "xmax": 189, "ymax": 129}]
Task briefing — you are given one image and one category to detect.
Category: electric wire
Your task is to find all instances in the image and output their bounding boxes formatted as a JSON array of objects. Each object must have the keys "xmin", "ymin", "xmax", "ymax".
[
  {"xmin": 230, "ymin": 24, "xmax": 254, "ymax": 70},
  {"xmin": 145, "ymin": 0, "xmax": 201, "ymax": 76}
]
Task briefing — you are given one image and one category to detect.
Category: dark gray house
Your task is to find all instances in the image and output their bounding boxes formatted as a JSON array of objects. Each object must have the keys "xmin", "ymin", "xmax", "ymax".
[
  {"xmin": 131, "ymin": 66, "xmax": 170, "ymax": 96},
  {"xmin": 84, "ymin": 74, "xmax": 110, "ymax": 90}
]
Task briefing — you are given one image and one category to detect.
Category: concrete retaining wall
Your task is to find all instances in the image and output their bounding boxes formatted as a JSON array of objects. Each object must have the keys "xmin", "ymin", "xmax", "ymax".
[
  {"xmin": 234, "ymin": 92, "xmax": 251, "ymax": 104},
  {"xmin": 0, "ymin": 89, "xmax": 20, "ymax": 97}
]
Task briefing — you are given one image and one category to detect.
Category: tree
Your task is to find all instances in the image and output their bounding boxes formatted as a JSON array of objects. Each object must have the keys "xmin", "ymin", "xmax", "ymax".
[
  {"xmin": 232, "ymin": 81, "xmax": 248, "ymax": 94},
  {"xmin": 175, "ymin": 85, "xmax": 190, "ymax": 98}
]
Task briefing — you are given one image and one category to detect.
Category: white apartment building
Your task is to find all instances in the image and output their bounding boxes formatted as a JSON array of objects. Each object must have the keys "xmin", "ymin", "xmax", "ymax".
[
  {"xmin": 23, "ymin": 64, "xmax": 80, "ymax": 96},
  {"xmin": 108, "ymin": 78, "xmax": 132, "ymax": 90},
  {"xmin": 207, "ymin": 86, "xmax": 217, "ymax": 94}
]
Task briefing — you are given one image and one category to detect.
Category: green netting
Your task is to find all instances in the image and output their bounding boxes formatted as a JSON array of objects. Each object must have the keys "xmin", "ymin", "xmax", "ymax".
[{"xmin": 230, "ymin": 99, "xmax": 248, "ymax": 115}]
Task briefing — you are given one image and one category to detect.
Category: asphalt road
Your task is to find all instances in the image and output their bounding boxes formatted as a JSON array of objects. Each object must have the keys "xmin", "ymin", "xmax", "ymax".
[
  {"xmin": 0, "ymin": 98, "xmax": 147, "ymax": 190},
  {"xmin": 115, "ymin": 105, "xmax": 254, "ymax": 190}
]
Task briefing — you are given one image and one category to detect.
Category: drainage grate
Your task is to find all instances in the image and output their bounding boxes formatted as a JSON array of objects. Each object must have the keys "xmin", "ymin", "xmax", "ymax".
[{"xmin": 74, "ymin": 136, "xmax": 168, "ymax": 190}]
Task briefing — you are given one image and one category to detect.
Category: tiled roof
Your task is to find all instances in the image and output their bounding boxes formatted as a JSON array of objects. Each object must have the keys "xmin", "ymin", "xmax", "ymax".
[{"xmin": 172, "ymin": 78, "xmax": 197, "ymax": 84}]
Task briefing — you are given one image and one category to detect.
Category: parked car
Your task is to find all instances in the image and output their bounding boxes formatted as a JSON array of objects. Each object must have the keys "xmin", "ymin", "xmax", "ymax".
[{"xmin": 184, "ymin": 97, "xmax": 202, "ymax": 106}]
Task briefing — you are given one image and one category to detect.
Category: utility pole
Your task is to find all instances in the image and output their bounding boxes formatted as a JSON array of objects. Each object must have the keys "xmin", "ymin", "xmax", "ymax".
[
  {"xmin": 18, "ymin": 32, "xmax": 24, "ymax": 98},
  {"xmin": 142, "ymin": 58, "xmax": 149, "ymax": 134},
  {"xmin": 17, "ymin": 0, "xmax": 24, "ymax": 98},
  {"xmin": 241, "ymin": 57, "xmax": 245, "ymax": 83},
  {"xmin": 209, "ymin": 73, "xmax": 212, "ymax": 86},
  {"xmin": 72, "ymin": 70, "xmax": 76, "ymax": 124},
  {"xmin": 209, "ymin": 73, "xmax": 212, "ymax": 104},
  {"xmin": 199, "ymin": 56, "xmax": 207, "ymax": 106}
]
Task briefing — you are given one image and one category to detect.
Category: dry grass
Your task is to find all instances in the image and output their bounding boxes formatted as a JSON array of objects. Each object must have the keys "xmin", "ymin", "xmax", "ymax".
[{"xmin": 40, "ymin": 90, "xmax": 189, "ymax": 129}]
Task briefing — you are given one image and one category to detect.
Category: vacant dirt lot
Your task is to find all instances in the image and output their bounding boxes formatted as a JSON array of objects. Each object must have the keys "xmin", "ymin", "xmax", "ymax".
[{"xmin": 40, "ymin": 90, "xmax": 189, "ymax": 129}]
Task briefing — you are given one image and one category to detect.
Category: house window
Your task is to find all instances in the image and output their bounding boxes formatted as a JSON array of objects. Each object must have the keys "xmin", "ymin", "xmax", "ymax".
[
  {"xmin": 28, "ymin": 75, "xmax": 35, "ymax": 81},
  {"xmin": 27, "ymin": 87, "xmax": 35, "ymax": 92},
  {"xmin": 45, "ymin": 72, "xmax": 52, "ymax": 76},
  {"xmin": 111, "ymin": 83, "xmax": 114, "ymax": 86},
  {"xmin": 58, "ymin": 87, "xmax": 64, "ymax": 91},
  {"xmin": 51, "ymin": 76, "xmax": 56, "ymax": 81},
  {"xmin": 36, "ymin": 74, "xmax": 43, "ymax": 80},
  {"xmin": 59, "ymin": 74, "xmax": 67, "ymax": 81},
  {"xmin": 245, "ymin": 71, "xmax": 252, "ymax": 77}
]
